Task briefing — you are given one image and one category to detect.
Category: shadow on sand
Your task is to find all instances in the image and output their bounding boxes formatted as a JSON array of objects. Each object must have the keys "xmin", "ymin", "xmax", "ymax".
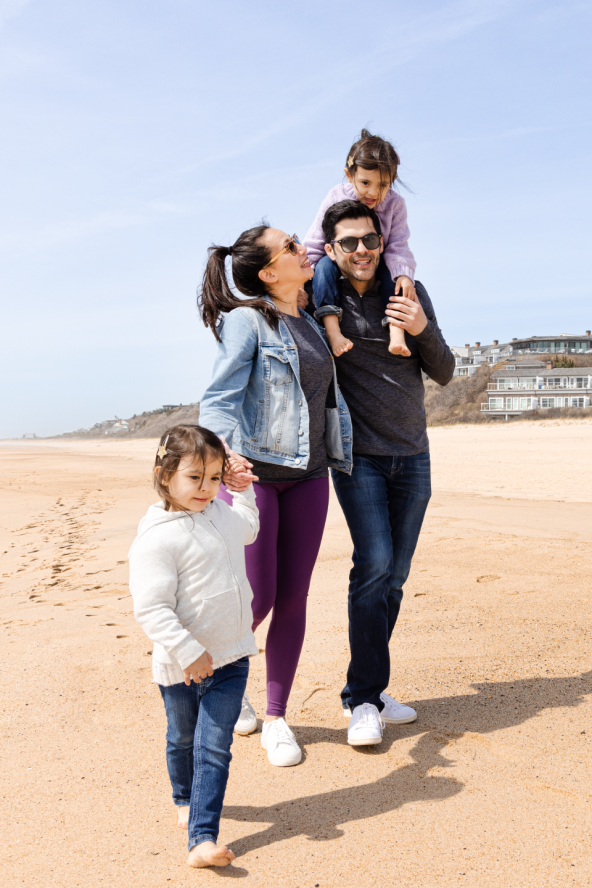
[{"xmin": 222, "ymin": 670, "xmax": 592, "ymax": 860}]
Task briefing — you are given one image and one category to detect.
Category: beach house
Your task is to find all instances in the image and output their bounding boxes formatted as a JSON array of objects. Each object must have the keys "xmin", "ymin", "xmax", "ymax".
[
  {"xmin": 481, "ymin": 365, "xmax": 592, "ymax": 418},
  {"xmin": 452, "ymin": 332, "xmax": 592, "ymax": 378}
]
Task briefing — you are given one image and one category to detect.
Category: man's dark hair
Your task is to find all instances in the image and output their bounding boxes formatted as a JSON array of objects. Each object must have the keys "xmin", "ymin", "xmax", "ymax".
[{"xmin": 321, "ymin": 199, "xmax": 382, "ymax": 245}]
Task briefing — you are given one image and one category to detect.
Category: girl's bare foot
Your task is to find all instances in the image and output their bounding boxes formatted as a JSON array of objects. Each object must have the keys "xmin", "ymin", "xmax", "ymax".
[
  {"xmin": 176, "ymin": 805, "xmax": 190, "ymax": 829},
  {"xmin": 187, "ymin": 841, "xmax": 235, "ymax": 868},
  {"xmin": 327, "ymin": 330, "xmax": 354, "ymax": 357},
  {"xmin": 388, "ymin": 323, "xmax": 411, "ymax": 356}
]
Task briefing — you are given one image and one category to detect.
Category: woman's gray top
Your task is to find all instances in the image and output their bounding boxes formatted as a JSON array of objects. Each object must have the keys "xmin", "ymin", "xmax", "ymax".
[{"xmin": 248, "ymin": 313, "xmax": 333, "ymax": 483}]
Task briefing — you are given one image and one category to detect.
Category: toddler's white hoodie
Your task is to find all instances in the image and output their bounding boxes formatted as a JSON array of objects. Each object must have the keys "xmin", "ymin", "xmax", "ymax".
[{"xmin": 129, "ymin": 486, "xmax": 259, "ymax": 686}]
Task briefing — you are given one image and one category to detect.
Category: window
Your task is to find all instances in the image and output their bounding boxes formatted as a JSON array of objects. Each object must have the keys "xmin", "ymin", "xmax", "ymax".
[
  {"xmin": 541, "ymin": 398, "xmax": 555, "ymax": 408},
  {"xmin": 489, "ymin": 398, "xmax": 503, "ymax": 409},
  {"xmin": 519, "ymin": 398, "xmax": 532, "ymax": 409},
  {"xmin": 458, "ymin": 368, "xmax": 468, "ymax": 376},
  {"xmin": 519, "ymin": 378, "xmax": 536, "ymax": 389},
  {"xmin": 576, "ymin": 377, "xmax": 584, "ymax": 389},
  {"xmin": 506, "ymin": 398, "xmax": 512, "ymax": 409},
  {"xmin": 571, "ymin": 398, "xmax": 585, "ymax": 408}
]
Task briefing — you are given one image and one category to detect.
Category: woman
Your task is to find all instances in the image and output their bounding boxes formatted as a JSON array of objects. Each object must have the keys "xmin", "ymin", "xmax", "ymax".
[{"xmin": 198, "ymin": 225, "xmax": 352, "ymax": 767}]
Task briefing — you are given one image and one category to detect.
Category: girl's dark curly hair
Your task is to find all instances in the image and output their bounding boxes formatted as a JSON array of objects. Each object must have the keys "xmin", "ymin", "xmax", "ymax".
[{"xmin": 346, "ymin": 128, "xmax": 402, "ymax": 191}]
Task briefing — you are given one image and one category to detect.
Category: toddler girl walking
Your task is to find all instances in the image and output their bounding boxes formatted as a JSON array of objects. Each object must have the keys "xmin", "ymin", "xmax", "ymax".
[
  {"xmin": 304, "ymin": 128, "xmax": 417, "ymax": 357},
  {"xmin": 129, "ymin": 424, "xmax": 259, "ymax": 868}
]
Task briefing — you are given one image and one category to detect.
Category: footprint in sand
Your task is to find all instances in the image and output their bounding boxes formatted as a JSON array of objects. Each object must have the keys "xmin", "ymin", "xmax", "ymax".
[{"xmin": 476, "ymin": 575, "xmax": 500, "ymax": 583}]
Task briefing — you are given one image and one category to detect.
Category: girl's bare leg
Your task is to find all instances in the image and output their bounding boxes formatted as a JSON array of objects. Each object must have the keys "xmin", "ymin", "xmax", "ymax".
[
  {"xmin": 323, "ymin": 314, "xmax": 353, "ymax": 357},
  {"xmin": 388, "ymin": 322, "xmax": 411, "ymax": 356}
]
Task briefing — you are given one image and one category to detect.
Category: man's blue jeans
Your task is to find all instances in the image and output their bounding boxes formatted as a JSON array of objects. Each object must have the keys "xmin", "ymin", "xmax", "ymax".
[
  {"xmin": 331, "ymin": 453, "xmax": 431, "ymax": 712},
  {"xmin": 158, "ymin": 657, "xmax": 249, "ymax": 851}
]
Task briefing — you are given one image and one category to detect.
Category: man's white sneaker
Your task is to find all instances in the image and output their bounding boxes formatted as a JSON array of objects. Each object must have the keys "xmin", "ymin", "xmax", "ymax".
[
  {"xmin": 234, "ymin": 694, "xmax": 258, "ymax": 735},
  {"xmin": 347, "ymin": 703, "xmax": 384, "ymax": 746},
  {"xmin": 261, "ymin": 718, "xmax": 302, "ymax": 767},
  {"xmin": 379, "ymin": 692, "xmax": 418, "ymax": 725},
  {"xmin": 343, "ymin": 693, "xmax": 417, "ymax": 725}
]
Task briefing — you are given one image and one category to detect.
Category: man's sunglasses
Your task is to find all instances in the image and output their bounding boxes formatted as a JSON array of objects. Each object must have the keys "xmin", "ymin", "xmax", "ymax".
[
  {"xmin": 262, "ymin": 234, "xmax": 301, "ymax": 269},
  {"xmin": 330, "ymin": 233, "xmax": 381, "ymax": 253}
]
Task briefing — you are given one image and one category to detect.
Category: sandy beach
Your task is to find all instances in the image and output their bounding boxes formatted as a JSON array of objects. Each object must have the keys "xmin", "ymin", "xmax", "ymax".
[{"xmin": 1, "ymin": 419, "xmax": 591, "ymax": 887}]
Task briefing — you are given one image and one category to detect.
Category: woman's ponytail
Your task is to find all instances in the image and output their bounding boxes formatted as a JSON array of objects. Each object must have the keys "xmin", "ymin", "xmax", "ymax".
[{"xmin": 198, "ymin": 224, "xmax": 282, "ymax": 341}]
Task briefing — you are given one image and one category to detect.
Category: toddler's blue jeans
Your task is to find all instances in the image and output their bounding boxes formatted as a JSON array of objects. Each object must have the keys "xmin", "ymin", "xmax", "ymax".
[
  {"xmin": 310, "ymin": 254, "xmax": 396, "ymax": 320},
  {"xmin": 158, "ymin": 657, "xmax": 249, "ymax": 851}
]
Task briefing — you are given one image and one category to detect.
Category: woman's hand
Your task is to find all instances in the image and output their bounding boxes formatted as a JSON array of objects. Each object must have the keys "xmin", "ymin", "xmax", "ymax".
[
  {"xmin": 183, "ymin": 651, "xmax": 214, "ymax": 685},
  {"xmin": 385, "ymin": 291, "xmax": 428, "ymax": 337},
  {"xmin": 220, "ymin": 436, "xmax": 259, "ymax": 491}
]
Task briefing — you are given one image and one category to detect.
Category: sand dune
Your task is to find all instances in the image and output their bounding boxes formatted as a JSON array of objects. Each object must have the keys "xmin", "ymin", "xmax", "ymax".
[{"xmin": 1, "ymin": 420, "xmax": 591, "ymax": 887}]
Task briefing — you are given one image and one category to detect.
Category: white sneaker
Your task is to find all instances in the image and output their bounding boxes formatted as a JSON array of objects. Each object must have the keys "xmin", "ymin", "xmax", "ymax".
[
  {"xmin": 234, "ymin": 694, "xmax": 258, "ymax": 735},
  {"xmin": 347, "ymin": 703, "xmax": 384, "ymax": 746},
  {"xmin": 379, "ymin": 692, "xmax": 418, "ymax": 724},
  {"xmin": 261, "ymin": 718, "xmax": 302, "ymax": 766},
  {"xmin": 343, "ymin": 693, "xmax": 417, "ymax": 725}
]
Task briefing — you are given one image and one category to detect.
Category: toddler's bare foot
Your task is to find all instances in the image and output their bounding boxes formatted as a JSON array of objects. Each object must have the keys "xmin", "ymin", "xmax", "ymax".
[
  {"xmin": 388, "ymin": 323, "xmax": 411, "ymax": 357},
  {"xmin": 176, "ymin": 805, "xmax": 190, "ymax": 829},
  {"xmin": 187, "ymin": 841, "xmax": 235, "ymax": 868},
  {"xmin": 327, "ymin": 330, "xmax": 354, "ymax": 357}
]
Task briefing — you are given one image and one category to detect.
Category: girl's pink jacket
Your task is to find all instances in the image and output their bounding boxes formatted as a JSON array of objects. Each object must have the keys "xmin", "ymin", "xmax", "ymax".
[{"xmin": 303, "ymin": 181, "xmax": 416, "ymax": 281}]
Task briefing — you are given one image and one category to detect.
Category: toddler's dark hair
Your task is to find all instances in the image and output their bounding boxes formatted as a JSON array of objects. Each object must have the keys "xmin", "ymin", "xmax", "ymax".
[
  {"xmin": 346, "ymin": 128, "xmax": 401, "ymax": 190},
  {"xmin": 154, "ymin": 424, "xmax": 227, "ymax": 512}
]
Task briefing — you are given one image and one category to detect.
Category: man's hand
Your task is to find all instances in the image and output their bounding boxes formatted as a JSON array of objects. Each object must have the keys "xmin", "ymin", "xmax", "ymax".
[
  {"xmin": 183, "ymin": 651, "xmax": 214, "ymax": 685},
  {"xmin": 385, "ymin": 292, "xmax": 428, "ymax": 337},
  {"xmin": 394, "ymin": 275, "xmax": 417, "ymax": 301},
  {"xmin": 297, "ymin": 287, "xmax": 309, "ymax": 310},
  {"xmin": 220, "ymin": 437, "xmax": 259, "ymax": 491}
]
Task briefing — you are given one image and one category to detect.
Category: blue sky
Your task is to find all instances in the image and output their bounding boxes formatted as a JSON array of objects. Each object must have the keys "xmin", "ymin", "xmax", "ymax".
[{"xmin": 1, "ymin": 0, "xmax": 591, "ymax": 437}]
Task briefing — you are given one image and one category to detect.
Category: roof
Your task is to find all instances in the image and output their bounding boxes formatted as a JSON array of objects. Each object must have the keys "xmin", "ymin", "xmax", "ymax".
[{"xmin": 493, "ymin": 367, "xmax": 592, "ymax": 378}]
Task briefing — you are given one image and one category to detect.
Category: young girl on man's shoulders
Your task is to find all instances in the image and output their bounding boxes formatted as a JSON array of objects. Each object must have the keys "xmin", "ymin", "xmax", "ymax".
[{"xmin": 304, "ymin": 128, "xmax": 417, "ymax": 358}]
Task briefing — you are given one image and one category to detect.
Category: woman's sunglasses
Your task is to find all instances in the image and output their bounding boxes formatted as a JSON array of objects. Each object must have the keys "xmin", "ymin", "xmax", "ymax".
[
  {"xmin": 330, "ymin": 233, "xmax": 381, "ymax": 253},
  {"xmin": 262, "ymin": 234, "xmax": 301, "ymax": 269}
]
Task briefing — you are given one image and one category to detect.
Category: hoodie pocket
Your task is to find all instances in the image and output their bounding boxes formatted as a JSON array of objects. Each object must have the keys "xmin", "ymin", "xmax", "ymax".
[{"xmin": 187, "ymin": 588, "xmax": 240, "ymax": 650}]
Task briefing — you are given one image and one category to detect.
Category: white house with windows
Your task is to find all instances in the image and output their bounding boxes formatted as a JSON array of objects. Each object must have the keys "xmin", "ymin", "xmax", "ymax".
[
  {"xmin": 481, "ymin": 367, "xmax": 592, "ymax": 418},
  {"xmin": 452, "ymin": 332, "xmax": 592, "ymax": 378}
]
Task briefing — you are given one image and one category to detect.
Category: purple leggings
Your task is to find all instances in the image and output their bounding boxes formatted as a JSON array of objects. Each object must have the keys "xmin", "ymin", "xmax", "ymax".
[{"xmin": 219, "ymin": 477, "xmax": 329, "ymax": 716}]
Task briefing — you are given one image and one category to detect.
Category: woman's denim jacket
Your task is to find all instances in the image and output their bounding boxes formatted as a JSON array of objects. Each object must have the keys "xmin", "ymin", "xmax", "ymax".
[{"xmin": 199, "ymin": 305, "xmax": 353, "ymax": 474}]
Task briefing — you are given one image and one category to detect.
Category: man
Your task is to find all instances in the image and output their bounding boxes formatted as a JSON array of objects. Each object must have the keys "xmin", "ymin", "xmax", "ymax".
[{"xmin": 313, "ymin": 199, "xmax": 454, "ymax": 746}]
